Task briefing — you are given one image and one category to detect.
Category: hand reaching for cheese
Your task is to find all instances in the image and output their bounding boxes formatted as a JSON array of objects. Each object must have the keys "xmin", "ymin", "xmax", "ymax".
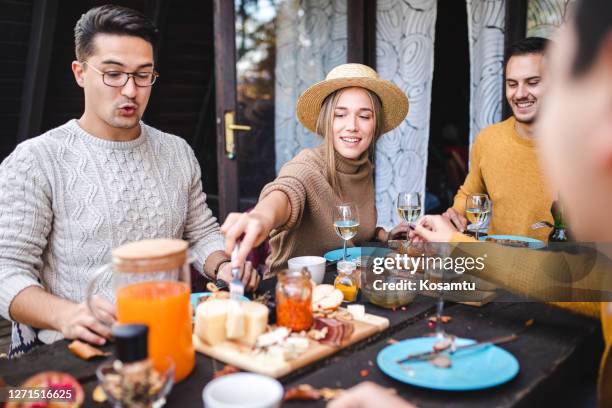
[{"xmin": 217, "ymin": 260, "xmax": 260, "ymax": 292}]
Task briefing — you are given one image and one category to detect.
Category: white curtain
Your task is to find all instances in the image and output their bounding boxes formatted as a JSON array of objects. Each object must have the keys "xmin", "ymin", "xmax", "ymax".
[
  {"xmin": 527, "ymin": 0, "xmax": 576, "ymax": 38},
  {"xmin": 466, "ymin": 0, "xmax": 506, "ymax": 148},
  {"xmin": 275, "ymin": 0, "xmax": 575, "ymax": 229},
  {"xmin": 274, "ymin": 0, "xmax": 347, "ymax": 172},
  {"xmin": 375, "ymin": 0, "xmax": 438, "ymax": 229}
]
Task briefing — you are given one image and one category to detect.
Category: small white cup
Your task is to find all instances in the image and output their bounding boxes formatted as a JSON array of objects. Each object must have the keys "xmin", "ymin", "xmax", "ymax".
[
  {"xmin": 202, "ymin": 373, "xmax": 283, "ymax": 408},
  {"xmin": 288, "ymin": 256, "xmax": 326, "ymax": 284}
]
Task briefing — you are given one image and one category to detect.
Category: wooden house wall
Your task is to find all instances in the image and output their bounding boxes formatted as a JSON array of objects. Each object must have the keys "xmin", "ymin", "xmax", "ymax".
[
  {"xmin": 0, "ymin": 0, "xmax": 33, "ymax": 163},
  {"xmin": 1, "ymin": 0, "xmax": 220, "ymax": 213}
]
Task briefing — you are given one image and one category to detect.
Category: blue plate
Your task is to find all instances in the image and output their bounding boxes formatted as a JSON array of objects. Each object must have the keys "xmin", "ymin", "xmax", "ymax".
[
  {"xmin": 377, "ymin": 337, "xmax": 519, "ymax": 391},
  {"xmin": 323, "ymin": 246, "xmax": 391, "ymax": 262},
  {"xmin": 479, "ymin": 234, "xmax": 545, "ymax": 249}
]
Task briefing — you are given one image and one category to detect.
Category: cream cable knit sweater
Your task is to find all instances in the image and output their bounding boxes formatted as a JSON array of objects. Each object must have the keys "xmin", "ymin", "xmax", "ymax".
[{"xmin": 0, "ymin": 120, "xmax": 224, "ymax": 343}]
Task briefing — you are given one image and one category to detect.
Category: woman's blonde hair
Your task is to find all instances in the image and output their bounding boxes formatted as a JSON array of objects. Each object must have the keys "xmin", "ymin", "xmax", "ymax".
[{"xmin": 315, "ymin": 87, "xmax": 383, "ymax": 193}]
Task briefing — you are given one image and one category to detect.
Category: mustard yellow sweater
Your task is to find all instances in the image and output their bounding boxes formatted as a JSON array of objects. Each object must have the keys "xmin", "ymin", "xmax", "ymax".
[
  {"xmin": 452, "ymin": 117, "xmax": 554, "ymax": 241},
  {"xmin": 451, "ymin": 233, "xmax": 612, "ymax": 406}
]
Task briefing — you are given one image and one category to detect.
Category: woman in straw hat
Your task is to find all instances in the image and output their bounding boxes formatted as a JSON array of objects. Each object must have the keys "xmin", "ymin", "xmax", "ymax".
[{"xmin": 221, "ymin": 63, "xmax": 410, "ymax": 274}]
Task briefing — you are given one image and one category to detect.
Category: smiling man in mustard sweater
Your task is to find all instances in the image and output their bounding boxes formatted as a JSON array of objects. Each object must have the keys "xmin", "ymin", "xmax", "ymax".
[{"xmin": 444, "ymin": 37, "xmax": 554, "ymax": 242}]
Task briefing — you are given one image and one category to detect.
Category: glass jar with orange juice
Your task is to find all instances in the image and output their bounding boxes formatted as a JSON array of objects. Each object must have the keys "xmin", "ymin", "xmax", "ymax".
[
  {"xmin": 334, "ymin": 260, "xmax": 359, "ymax": 302},
  {"xmin": 88, "ymin": 239, "xmax": 194, "ymax": 383}
]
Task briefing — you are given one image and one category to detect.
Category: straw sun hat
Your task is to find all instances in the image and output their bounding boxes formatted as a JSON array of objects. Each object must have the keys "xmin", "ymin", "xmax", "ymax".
[{"xmin": 296, "ymin": 63, "xmax": 409, "ymax": 135}]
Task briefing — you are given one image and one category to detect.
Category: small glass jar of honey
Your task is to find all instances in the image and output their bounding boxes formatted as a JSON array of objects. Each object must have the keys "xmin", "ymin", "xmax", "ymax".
[{"xmin": 334, "ymin": 260, "xmax": 359, "ymax": 302}]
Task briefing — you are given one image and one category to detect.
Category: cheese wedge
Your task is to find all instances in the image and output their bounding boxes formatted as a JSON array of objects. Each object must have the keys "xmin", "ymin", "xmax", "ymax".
[
  {"xmin": 195, "ymin": 298, "xmax": 269, "ymax": 346},
  {"xmin": 312, "ymin": 284, "xmax": 335, "ymax": 304},
  {"xmin": 242, "ymin": 302, "xmax": 269, "ymax": 346},
  {"xmin": 195, "ymin": 299, "xmax": 229, "ymax": 346},
  {"xmin": 312, "ymin": 284, "xmax": 343, "ymax": 311},
  {"xmin": 257, "ymin": 327, "xmax": 290, "ymax": 348},
  {"xmin": 226, "ymin": 300, "xmax": 246, "ymax": 340},
  {"xmin": 347, "ymin": 304, "xmax": 365, "ymax": 319}
]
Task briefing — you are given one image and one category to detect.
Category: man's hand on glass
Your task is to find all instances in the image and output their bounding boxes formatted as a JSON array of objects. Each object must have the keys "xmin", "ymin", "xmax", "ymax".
[
  {"xmin": 442, "ymin": 207, "xmax": 467, "ymax": 232},
  {"xmin": 55, "ymin": 295, "xmax": 115, "ymax": 345}
]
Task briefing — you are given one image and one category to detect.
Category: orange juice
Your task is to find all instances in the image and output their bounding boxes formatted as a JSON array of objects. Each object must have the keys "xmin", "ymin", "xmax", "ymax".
[{"xmin": 116, "ymin": 281, "xmax": 194, "ymax": 382}]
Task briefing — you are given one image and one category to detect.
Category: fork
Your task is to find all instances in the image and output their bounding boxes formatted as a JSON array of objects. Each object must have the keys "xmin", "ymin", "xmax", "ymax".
[
  {"xmin": 397, "ymin": 318, "xmax": 533, "ymax": 364},
  {"xmin": 230, "ymin": 241, "xmax": 245, "ymax": 300},
  {"xmin": 397, "ymin": 333, "xmax": 518, "ymax": 364}
]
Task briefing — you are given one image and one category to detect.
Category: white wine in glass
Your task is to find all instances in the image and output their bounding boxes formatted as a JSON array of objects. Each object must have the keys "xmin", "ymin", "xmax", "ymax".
[
  {"xmin": 465, "ymin": 194, "xmax": 491, "ymax": 239},
  {"xmin": 397, "ymin": 205, "xmax": 421, "ymax": 224},
  {"xmin": 334, "ymin": 220, "xmax": 359, "ymax": 240},
  {"xmin": 397, "ymin": 192, "xmax": 422, "ymax": 225},
  {"xmin": 334, "ymin": 203, "xmax": 359, "ymax": 260},
  {"xmin": 396, "ymin": 192, "xmax": 421, "ymax": 246},
  {"xmin": 465, "ymin": 207, "xmax": 490, "ymax": 224}
]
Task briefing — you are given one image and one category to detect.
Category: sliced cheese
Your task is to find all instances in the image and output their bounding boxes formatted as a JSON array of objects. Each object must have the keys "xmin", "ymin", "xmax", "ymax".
[
  {"xmin": 195, "ymin": 299, "xmax": 229, "ymax": 346},
  {"xmin": 312, "ymin": 284, "xmax": 335, "ymax": 304},
  {"xmin": 285, "ymin": 336, "xmax": 309, "ymax": 353},
  {"xmin": 257, "ymin": 327, "xmax": 289, "ymax": 348},
  {"xmin": 196, "ymin": 299, "xmax": 270, "ymax": 346},
  {"xmin": 226, "ymin": 300, "xmax": 245, "ymax": 340},
  {"xmin": 266, "ymin": 345, "xmax": 288, "ymax": 362},
  {"xmin": 347, "ymin": 304, "xmax": 365, "ymax": 319},
  {"xmin": 312, "ymin": 285, "xmax": 343, "ymax": 311},
  {"xmin": 242, "ymin": 301, "xmax": 269, "ymax": 346}
]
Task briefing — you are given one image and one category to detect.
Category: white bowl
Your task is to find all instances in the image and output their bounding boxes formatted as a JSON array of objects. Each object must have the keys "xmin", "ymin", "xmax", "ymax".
[
  {"xmin": 202, "ymin": 373, "xmax": 283, "ymax": 408},
  {"xmin": 288, "ymin": 256, "xmax": 326, "ymax": 284}
]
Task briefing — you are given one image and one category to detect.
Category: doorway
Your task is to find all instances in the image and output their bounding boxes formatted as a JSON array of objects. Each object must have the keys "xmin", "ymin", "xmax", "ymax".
[{"xmin": 427, "ymin": 0, "xmax": 470, "ymax": 213}]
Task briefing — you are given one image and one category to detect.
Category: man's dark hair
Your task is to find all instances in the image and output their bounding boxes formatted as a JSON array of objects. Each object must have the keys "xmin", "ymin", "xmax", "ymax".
[
  {"xmin": 572, "ymin": 0, "xmax": 612, "ymax": 76},
  {"xmin": 505, "ymin": 37, "xmax": 550, "ymax": 65},
  {"xmin": 74, "ymin": 5, "xmax": 158, "ymax": 61}
]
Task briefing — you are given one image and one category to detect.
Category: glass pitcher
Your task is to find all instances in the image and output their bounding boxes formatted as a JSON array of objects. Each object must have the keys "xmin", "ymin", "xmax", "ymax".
[{"xmin": 88, "ymin": 238, "xmax": 194, "ymax": 383}]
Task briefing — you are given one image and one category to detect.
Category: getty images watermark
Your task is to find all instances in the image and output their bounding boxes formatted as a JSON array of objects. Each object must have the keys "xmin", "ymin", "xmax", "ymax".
[{"xmin": 369, "ymin": 253, "xmax": 487, "ymax": 292}]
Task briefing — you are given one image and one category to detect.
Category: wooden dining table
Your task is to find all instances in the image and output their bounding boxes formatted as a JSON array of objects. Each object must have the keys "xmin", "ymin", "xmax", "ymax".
[{"xmin": 0, "ymin": 270, "xmax": 603, "ymax": 407}]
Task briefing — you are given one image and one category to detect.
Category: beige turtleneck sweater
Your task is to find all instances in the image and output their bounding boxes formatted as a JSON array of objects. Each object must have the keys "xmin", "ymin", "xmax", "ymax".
[{"xmin": 260, "ymin": 144, "xmax": 377, "ymax": 274}]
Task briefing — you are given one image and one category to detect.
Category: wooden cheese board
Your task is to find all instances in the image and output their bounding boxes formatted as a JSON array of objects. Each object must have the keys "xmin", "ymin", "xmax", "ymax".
[{"xmin": 193, "ymin": 310, "xmax": 389, "ymax": 378}]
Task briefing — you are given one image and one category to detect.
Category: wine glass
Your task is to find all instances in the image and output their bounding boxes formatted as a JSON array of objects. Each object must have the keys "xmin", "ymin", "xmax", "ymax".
[
  {"xmin": 397, "ymin": 192, "xmax": 422, "ymax": 246},
  {"xmin": 465, "ymin": 194, "xmax": 491, "ymax": 240},
  {"xmin": 397, "ymin": 192, "xmax": 422, "ymax": 226},
  {"xmin": 334, "ymin": 203, "xmax": 359, "ymax": 261}
]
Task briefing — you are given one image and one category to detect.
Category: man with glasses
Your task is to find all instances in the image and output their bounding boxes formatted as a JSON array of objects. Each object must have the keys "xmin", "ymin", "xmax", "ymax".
[{"xmin": 0, "ymin": 5, "xmax": 258, "ymax": 357}]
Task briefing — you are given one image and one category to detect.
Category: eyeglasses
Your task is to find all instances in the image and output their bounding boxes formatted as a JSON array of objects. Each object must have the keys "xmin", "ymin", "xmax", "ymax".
[{"xmin": 83, "ymin": 62, "xmax": 159, "ymax": 87}]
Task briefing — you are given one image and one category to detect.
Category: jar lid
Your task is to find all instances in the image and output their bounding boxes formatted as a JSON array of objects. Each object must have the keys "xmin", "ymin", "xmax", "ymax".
[
  {"xmin": 337, "ymin": 260, "xmax": 357, "ymax": 274},
  {"xmin": 112, "ymin": 324, "xmax": 148, "ymax": 363},
  {"xmin": 112, "ymin": 239, "xmax": 188, "ymax": 273},
  {"xmin": 280, "ymin": 267, "xmax": 312, "ymax": 280}
]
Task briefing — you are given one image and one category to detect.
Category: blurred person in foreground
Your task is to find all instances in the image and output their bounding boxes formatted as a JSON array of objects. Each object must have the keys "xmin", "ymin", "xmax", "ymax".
[
  {"xmin": 333, "ymin": 0, "xmax": 612, "ymax": 405},
  {"xmin": 408, "ymin": 1, "xmax": 612, "ymax": 405}
]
